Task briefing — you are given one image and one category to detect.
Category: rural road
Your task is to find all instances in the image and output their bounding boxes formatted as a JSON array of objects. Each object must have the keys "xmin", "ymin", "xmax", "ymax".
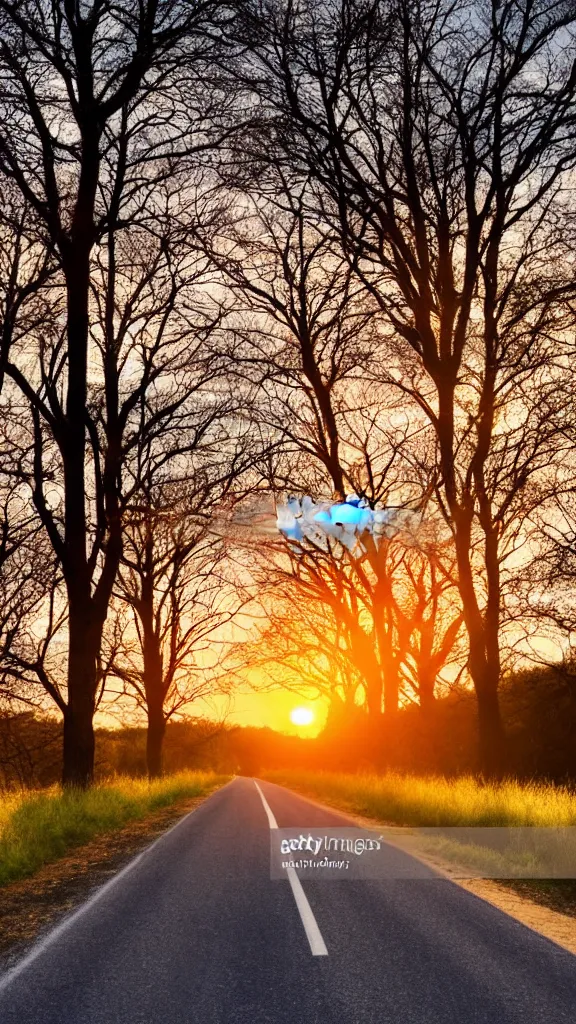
[{"xmin": 1, "ymin": 776, "xmax": 576, "ymax": 1023}]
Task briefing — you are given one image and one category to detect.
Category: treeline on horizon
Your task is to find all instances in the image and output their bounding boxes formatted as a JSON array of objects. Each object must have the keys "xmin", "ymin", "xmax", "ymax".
[
  {"xmin": 2, "ymin": 1, "xmax": 576, "ymax": 786},
  {"xmin": 3, "ymin": 659, "xmax": 576, "ymax": 789}
]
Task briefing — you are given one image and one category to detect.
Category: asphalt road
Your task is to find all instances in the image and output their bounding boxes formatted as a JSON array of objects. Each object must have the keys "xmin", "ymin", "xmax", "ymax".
[{"xmin": 1, "ymin": 776, "xmax": 576, "ymax": 1023}]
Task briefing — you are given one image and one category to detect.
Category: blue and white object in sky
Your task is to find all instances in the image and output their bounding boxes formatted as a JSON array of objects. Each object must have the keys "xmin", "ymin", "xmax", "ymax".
[{"xmin": 276, "ymin": 494, "xmax": 404, "ymax": 552}]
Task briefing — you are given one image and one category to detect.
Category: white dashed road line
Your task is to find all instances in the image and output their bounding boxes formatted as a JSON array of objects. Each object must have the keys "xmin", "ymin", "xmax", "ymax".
[{"xmin": 253, "ymin": 780, "xmax": 328, "ymax": 957}]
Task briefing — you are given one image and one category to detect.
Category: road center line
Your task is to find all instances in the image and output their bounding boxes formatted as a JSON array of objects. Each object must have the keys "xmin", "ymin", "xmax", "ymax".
[
  {"xmin": 253, "ymin": 780, "xmax": 328, "ymax": 957},
  {"xmin": 253, "ymin": 780, "xmax": 279, "ymax": 830}
]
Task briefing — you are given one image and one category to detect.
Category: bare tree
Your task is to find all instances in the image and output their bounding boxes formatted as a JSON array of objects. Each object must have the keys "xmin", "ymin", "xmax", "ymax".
[
  {"xmin": 205, "ymin": 167, "xmax": 465, "ymax": 731},
  {"xmin": 1, "ymin": 197, "xmax": 237, "ymax": 783},
  {"xmin": 239, "ymin": 0, "xmax": 576, "ymax": 772},
  {"xmin": 0, "ymin": 0, "xmax": 242, "ymax": 784},
  {"xmin": 106, "ymin": 495, "xmax": 238, "ymax": 778},
  {"xmin": 197, "ymin": 178, "xmax": 380, "ymax": 499},
  {"xmin": 233, "ymin": 566, "xmax": 366, "ymax": 710},
  {"xmin": 234, "ymin": 501, "xmax": 464, "ymax": 745},
  {"xmin": 105, "ymin": 375, "xmax": 255, "ymax": 779}
]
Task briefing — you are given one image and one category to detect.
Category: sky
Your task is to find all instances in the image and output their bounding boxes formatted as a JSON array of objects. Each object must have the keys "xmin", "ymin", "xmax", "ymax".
[
  {"xmin": 95, "ymin": 683, "xmax": 329, "ymax": 737},
  {"xmin": 207, "ymin": 689, "xmax": 328, "ymax": 736}
]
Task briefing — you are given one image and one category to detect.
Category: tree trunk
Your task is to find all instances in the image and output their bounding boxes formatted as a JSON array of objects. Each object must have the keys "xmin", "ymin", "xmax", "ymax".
[
  {"xmin": 468, "ymin": 630, "xmax": 505, "ymax": 778},
  {"xmin": 140, "ymin": 555, "xmax": 167, "ymax": 779},
  {"xmin": 434, "ymin": 370, "xmax": 506, "ymax": 776},
  {"xmin": 60, "ymin": 231, "xmax": 95, "ymax": 787},
  {"xmin": 418, "ymin": 670, "xmax": 436, "ymax": 716},
  {"xmin": 62, "ymin": 602, "xmax": 99, "ymax": 787},
  {"xmin": 365, "ymin": 671, "xmax": 383, "ymax": 718},
  {"xmin": 450, "ymin": 488, "xmax": 505, "ymax": 777},
  {"xmin": 383, "ymin": 670, "xmax": 399, "ymax": 717},
  {"xmin": 146, "ymin": 704, "xmax": 167, "ymax": 779},
  {"xmin": 62, "ymin": 701, "xmax": 96, "ymax": 788}
]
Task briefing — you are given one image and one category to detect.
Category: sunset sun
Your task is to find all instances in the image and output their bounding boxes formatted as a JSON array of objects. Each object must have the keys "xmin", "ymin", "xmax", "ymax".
[{"xmin": 289, "ymin": 707, "xmax": 315, "ymax": 727}]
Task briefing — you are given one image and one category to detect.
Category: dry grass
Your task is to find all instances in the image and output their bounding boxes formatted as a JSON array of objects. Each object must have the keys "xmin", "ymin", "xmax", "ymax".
[
  {"xmin": 263, "ymin": 769, "xmax": 576, "ymax": 827},
  {"xmin": 0, "ymin": 771, "xmax": 228, "ymax": 886}
]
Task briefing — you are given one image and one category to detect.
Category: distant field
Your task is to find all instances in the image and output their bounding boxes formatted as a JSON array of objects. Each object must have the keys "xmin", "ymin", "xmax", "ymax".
[
  {"xmin": 262, "ymin": 769, "xmax": 576, "ymax": 827},
  {"xmin": 0, "ymin": 771, "xmax": 229, "ymax": 886}
]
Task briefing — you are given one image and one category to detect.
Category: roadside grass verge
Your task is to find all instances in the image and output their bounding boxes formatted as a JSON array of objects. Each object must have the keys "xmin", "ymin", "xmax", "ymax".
[
  {"xmin": 262, "ymin": 769, "xmax": 576, "ymax": 827},
  {"xmin": 0, "ymin": 771, "xmax": 229, "ymax": 887},
  {"xmin": 263, "ymin": 771, "xmax": 576, "ymax": 915}
]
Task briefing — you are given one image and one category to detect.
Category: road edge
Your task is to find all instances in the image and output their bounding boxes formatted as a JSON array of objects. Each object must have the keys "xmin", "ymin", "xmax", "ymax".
[{"xmin": 0, "ymin": 778, "xmax": 236, "ymax": 982}]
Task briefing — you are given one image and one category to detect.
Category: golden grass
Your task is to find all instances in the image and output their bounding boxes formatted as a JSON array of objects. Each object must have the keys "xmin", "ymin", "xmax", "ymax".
[
  {"xmin": 0, "ymin": 771, "xmax": 229, "ymax": 886},
  {"xmin": 262, "ymin": 769, "xmax": 576, "ymax": 827}
]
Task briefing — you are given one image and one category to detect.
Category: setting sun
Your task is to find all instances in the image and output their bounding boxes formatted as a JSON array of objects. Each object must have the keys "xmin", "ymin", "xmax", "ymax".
[{"xmin": 290, "ymin": 707, "xmax": 315, "ymax": 727}]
